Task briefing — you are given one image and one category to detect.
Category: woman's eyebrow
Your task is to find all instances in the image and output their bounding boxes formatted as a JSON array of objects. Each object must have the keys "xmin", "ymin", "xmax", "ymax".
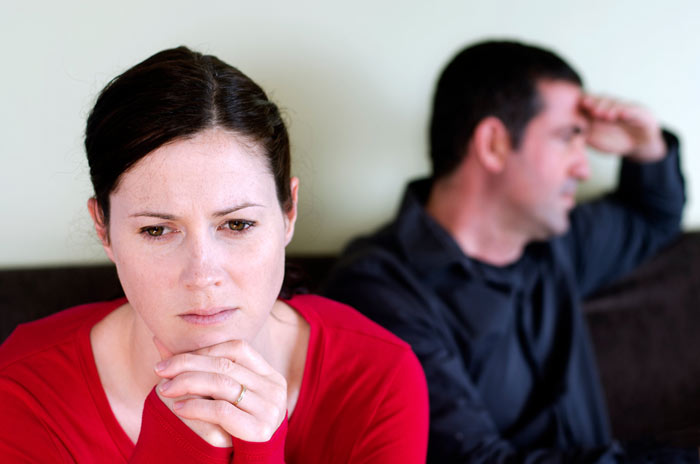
[
  {"xmin": 129, "ymin": 211, "xmax": 177, "ymax": 220},
  {"xmin": 213, "ymin": 203, "xmax": 263, "ymax": 217},
  {"xmin": 129, "ymin": 204, "xmax": 263, "ymax": 220}
]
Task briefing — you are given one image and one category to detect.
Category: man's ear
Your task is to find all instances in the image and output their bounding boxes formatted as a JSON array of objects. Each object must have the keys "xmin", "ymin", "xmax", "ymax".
[
  {"xmin": 283, "ymin": 177, "xmax": 299, "ymax": 246},
  {"xmin": 472, "ymin": 117, "xmax": 512, "ymax": 173},
  {"xmin": 87, "ymin": 198, "xmax": 115, "ymax": 262}
]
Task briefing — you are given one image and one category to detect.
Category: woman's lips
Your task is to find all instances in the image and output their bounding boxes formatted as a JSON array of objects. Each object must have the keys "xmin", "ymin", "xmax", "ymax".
[{"xmin": 179, "ymin": 308, "xmax": 237, "ymax": 326}]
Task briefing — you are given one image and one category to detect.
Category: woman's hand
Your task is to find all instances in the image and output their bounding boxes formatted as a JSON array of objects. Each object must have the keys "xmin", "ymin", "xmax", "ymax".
[{"xmin": 153, "ymin": 338, "xmax": 288, "ymax": 445}]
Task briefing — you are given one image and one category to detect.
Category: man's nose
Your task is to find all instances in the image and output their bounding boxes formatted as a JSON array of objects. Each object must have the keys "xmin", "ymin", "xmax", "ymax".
[
  {"xmin": 571, "ymin": 149, "xmax": 591, "ymax": 181},
  {"xmin": 179, "ymin": 235, "xmax": 224, "ymax": 290}
]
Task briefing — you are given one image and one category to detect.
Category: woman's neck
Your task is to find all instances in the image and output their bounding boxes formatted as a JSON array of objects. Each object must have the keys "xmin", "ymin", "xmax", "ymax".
[
  {"xmin": 253, "ymin": 300, "xmax": 310, "ymax": 415},
  {"xmin": 90, "ymin": 303, "xmax": 161, "ymax": 443}
]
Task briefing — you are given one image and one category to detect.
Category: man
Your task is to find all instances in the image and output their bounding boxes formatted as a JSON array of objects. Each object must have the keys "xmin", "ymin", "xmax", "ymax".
[{"xmin": 323, "ymin": 41, "xmax": 692, "ymax": 462}]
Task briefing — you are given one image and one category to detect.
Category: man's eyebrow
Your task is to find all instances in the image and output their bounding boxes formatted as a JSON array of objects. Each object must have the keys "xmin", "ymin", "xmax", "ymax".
[{"xmin": 129, "ymin": 203, "xmax": 263, "ymax": 220}]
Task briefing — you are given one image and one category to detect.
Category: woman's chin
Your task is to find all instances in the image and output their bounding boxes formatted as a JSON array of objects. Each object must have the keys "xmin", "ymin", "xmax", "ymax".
[{"xmin": 163, "ymin": 327, "xmax": 240, "ymax": 354}]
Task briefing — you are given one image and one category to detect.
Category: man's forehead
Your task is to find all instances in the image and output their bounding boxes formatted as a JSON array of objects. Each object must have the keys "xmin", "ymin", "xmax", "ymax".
[{"xmin": 535, "ymin": 79, "xmax": 587, "ymax": 123}]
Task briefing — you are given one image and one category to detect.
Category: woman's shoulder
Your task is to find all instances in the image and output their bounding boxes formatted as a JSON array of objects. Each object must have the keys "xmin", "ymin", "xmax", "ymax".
[
  {"xmin": 0, "ymin": 299, "xmax": 129, "ymax": 461},
  {"xmin": 284, "ymin": 294, "xmax": 429, "ymax": 462},
  {"xmin": 286, "ymin": 293, "xmax": 413, "ymax": 352},
  {"xmin": 0, "ymin": 299, "xmax": 123, "ymax": 372},
  {"xmin": 284, "ymin": 294, "xmax": 425, "ymax": 385}
]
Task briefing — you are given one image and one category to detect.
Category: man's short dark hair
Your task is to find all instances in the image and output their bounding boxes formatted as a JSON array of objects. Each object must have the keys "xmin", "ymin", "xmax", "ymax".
[{"xmin": 429, "ymin": 40, "xmax": 583, "ymax": 180}]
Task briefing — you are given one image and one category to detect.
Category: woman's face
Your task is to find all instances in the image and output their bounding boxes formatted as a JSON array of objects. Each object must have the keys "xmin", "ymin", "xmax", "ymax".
[{"xmin": 90, "ymin": 128, "xmax": 298, "ymax": 353}]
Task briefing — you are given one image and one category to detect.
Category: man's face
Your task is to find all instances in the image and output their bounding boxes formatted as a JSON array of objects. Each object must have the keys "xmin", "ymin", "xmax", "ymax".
[{"xmin": 500, "ymin": 79, "xmax": 590, "ymax": 240}]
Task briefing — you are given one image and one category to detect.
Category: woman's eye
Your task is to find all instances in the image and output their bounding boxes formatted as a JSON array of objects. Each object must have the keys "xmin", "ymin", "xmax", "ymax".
[
  {"xmin": 226, "ymin": 220, "xmax": 252, "ymax": 231},
  {"xmin": 141, "ymin": 226, "xmax": 168, "ymax": 237}
]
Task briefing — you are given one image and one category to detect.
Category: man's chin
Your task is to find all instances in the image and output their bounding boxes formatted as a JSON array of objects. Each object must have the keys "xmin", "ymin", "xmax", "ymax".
[
  {"xmin": 533, "ymin": 216, "xmax": 570, "ymax": 241},
  {"xmin": 551, "ymin": 217, "xmax": 571, "ymax": 237}
]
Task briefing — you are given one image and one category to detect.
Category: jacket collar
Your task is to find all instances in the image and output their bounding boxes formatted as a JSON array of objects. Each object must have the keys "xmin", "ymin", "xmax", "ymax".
[{"xmin": 393, "ymin": 178, "xmax": 542, "ymax": 290}]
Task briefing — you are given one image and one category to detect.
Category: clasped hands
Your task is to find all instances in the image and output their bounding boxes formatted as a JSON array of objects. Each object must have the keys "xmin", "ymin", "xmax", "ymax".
[
  {"xmin": 580, "ymin": 94, "xmax": 666, "ymax": 162},
  {"xmin": 153, "ymin": 338, "xmax": 288, "ymax": 448}
]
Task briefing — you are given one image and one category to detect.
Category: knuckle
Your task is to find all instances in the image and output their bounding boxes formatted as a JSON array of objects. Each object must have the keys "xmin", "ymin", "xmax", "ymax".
[
  {"xmin": 257, "ymin": 423, "xmax": 274, "ymax": 441},
  {"xmin": 213, "ymin": 399, "xmax": 231, "ymax": 418},
  {"xmin": 214, "ymin": 373, "xmax": 235, "ymax": 391},
  {"xmin": 214, "ymin": 356, "xmax": 231, "ymax": 374},
  {"xmin": 267, "ymin": 371, "xmax": 285, "ymax": 388},
  {"xmin": 261, "ymin": 401, "xmax": 278, "ymax": 419},
  {"xmin": 272, "ymin": 388, "xmax": 287, "ymax": 406}
]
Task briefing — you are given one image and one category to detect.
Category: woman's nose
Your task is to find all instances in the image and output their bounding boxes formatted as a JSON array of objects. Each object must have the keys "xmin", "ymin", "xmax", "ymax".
[{"xmin": 179, "ymin": 235, "xmax": 224, "ymax": 290}]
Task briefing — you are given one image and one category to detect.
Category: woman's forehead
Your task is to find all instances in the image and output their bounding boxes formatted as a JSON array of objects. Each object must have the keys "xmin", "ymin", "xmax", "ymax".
[{"xmin": 110, "ymin": 129, "xmax": 276, "ymax": 212}]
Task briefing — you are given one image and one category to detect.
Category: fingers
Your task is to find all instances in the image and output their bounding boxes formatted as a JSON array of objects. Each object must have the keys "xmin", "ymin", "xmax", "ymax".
[
  {"xmin": 174, "ymin": 397, "xmax": 280, "ymax": 442},
  {"xmin": 581, "ymin": 93, "xmax": 665, "ymax": 161},
  {"xmin": 158, "ymin": 370, "xmax": 283, "ymax": 414},
  {"xmin": 155, "ymin": 351, "xmax": 261, "ymax": 386},
  {"xmin": 162, "ymin": 374, "xmax": 283, "ymax": 422},
  {"xmin": 154, "ymin": 379, "xmax": 233, "ymax": 448},
  {"xmin": 153, "ymin": 339, "xmax": 288, "ymax": 442},
  {"xmin": 154, "ymin": 340, "xmax": 287, "ymax": 393},
  {"xmin": 195, "ymin": 339, "xmax": 278, "ymax": 377},
  {"xmin": 581, "ymin": 95, "xmax": 627, "ymax": 121},
  {"xmin": 580, "ymin": 94, "xmax": 655, "ymax": 127}
]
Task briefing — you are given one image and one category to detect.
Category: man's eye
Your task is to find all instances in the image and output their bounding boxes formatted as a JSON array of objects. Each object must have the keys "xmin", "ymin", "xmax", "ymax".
[
  {"xmin": 569, "ymin": 126, "xmax": 586, "ymax": 140},
  {"xmin": 226, "ymin": 220, "xmax": 252, "ymax": 231}
]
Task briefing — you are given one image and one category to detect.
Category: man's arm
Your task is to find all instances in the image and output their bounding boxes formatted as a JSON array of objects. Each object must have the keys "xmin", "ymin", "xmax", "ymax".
[
  {"xmin": 323, "ymin": 256, "xmax": 622, "ymax": 463},
  {"xmin": 564, "ymin": 97, "xmax": 685, "ymax": 296}
]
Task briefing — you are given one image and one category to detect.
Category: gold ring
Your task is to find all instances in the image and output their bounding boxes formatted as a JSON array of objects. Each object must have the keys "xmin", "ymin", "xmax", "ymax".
[{"xmin": 233, "ymin": 384, "xmax": 247, "ymax": 406}]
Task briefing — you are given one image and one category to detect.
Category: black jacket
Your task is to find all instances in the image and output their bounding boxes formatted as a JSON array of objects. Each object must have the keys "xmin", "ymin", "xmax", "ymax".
[{"xmin": 324, "ymin": 131, "xmax": 693, "ymax": 463}]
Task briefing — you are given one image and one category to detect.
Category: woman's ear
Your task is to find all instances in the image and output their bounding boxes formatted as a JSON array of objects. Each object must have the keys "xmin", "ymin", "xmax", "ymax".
[
  {"xmin": 87, "ymin": 198, "xmax": 115, "ymax": 262},
  {"xmin": 283, "ymin": 177, "xmax": 299, "ymax": 246}
]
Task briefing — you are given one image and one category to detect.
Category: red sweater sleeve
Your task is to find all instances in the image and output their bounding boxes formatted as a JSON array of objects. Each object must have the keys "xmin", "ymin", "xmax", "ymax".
[
  {"xmin": 130, "ymin": 389, "xmax": 233, "ymax": 463},
  {"xmin": 231, "ymin": 413, "xmax": 287, "ymax": 463},
  {"xmin": 132, "ymin": 389, "xmax": 287, "ymax": 463},
  {"xmin": 350, "ymin": 349, "xmax": 429, "ymax": 463}
]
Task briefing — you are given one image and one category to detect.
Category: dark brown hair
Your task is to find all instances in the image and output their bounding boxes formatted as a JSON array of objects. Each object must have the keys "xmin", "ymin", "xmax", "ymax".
[{"xmin": 85, "ymin": 46, "xmax": 292, "ymax": 226}]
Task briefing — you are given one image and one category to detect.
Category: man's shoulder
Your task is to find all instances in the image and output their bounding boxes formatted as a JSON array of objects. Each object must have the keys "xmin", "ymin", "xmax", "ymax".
[
  {"xmin": 343, "ymin": 219, "xmax": 404, "ymax": 259},
  {"xmin": 325, "ymin": 220, "xmax": 412, "ymax": 288},
  {"xmin": 326, "ymin": 227, "xmax": 427, "ymax": 303}
]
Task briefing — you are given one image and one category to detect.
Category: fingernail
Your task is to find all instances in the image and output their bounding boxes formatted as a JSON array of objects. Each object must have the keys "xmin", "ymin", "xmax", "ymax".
[
  {"xmin": 173, "ymin": 401, "xmax": 184, "ymax": 410},
  {"xmin": 155, "ymin": 360, "xmax": 170, "ymax": 372},
  {"xmin": 159, "ymin": 381, "xmax": 171, "ymax": 393}
]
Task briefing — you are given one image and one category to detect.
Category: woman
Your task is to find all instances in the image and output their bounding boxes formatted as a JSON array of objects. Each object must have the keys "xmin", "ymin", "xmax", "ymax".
[{"xmin": 0, "ymin": 47, "xmax": 428, "ymax": 463}]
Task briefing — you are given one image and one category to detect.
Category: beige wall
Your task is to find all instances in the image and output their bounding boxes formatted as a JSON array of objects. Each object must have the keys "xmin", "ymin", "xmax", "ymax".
[{"xmin": 1, "ymin": 0, "xmax": 698, "ymax": 267}]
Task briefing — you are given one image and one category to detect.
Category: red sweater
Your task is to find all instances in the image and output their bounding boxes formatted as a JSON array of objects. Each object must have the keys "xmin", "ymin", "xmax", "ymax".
[{"xmin": 0, "ymin": 294, "xmax": 428, "ymax": 463}]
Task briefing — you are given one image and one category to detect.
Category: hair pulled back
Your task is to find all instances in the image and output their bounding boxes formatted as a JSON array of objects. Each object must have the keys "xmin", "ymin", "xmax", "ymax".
[{"xmin": 85, "ymin": 46, "xmax": 292, "ymax": 226}]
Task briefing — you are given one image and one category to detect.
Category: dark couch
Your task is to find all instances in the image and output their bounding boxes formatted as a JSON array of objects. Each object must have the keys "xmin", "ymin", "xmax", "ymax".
[{"xmin": 2, "ymin": 232, "xmax": 700, "ymax": 444}]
